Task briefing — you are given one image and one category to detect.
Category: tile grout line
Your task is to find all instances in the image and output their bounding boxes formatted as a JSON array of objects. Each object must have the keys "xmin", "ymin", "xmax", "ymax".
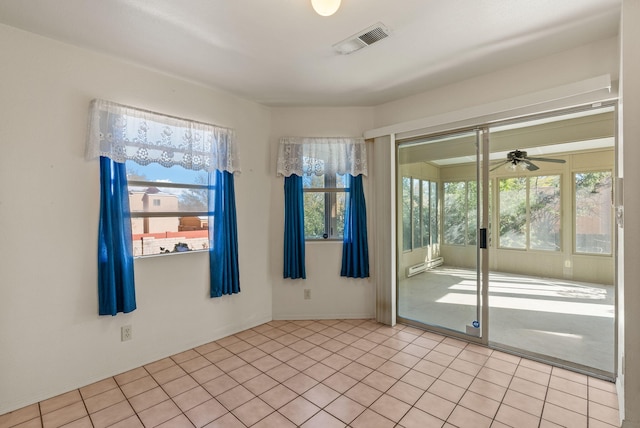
[
  {"xmin": 281, "ymin": 320, "xmax": 447, "ymax": 425},
  {"xmin": 237, "ymin": 320, "xmax": 393, "ymax": 426},
  {"xmin": 77, "ymin": 387, "xmax": 95, "ymax": 428},
  {"xmin": 108, "ymin": 367, "xmax": 154, "ymax": 428},
  {"xmin": 3, "ymin": 319, "xmax": 620, "ymax": 428},
  {"xmin": 38, "ymin": 402, "xmax": 44, "ymax": 428}
]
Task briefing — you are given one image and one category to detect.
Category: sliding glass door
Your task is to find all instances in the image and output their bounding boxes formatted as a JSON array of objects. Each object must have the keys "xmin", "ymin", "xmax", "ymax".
[
  {"xmin": 397, "ymin": 129, "xmax": 488, "ymax": 339},
  {"xmin": 395, "ymin": 103, "xmax": 616, "ymax": 377},
  {"xmin": 486, "ymin": 106, "xmax": 616, "ymax": 376}
]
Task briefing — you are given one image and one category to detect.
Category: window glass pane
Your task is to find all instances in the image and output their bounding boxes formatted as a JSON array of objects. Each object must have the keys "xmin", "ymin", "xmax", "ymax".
[
  {"xmin": 412, "ymin": 178, "xmax": 421, "ymax": 248},
  {"xmin": 126, "ymin": 161, "xmax": 209, "ymax": 256},
  {"xmin": 304, "ymin": 191, "xmax": 326, "ymax": 239},
  {"xmin": 126, "ymin": 161, "xmax": 207, "ymax": 185},
  {"xmin": 128, "ymin": 185, "xmax": 208, "ymax": 213},
  {"xmin": 430, "ymin": 181, "xmax": 439, "ymax": 244},
  {"xmin": 302, "ymin": 173, "xmax": 347, "ymax": 240},
  {"xmin": 302, "ymin": 174, "xmax": 325, "ymax": 188},
  {"xmin": 422, "ymin": 180, "xmax": 430, "ymax": 247},
  {"xmin": 335, "ymin": 192, "xmax": 346, "ymax": 238},
  {"xmin": 530, "ymin": 175, "xmax": 561, "ymax": 251},
  {"xmin": 487, "ymin": 180, "xmax": 493, "ymax": 247},
  {"xmin": 575, "ymin": 171, "xmax": 612, "ymax": 254},
  {"xmin": 402, "ymin": 177, "xmax": 412, "ymax": 251},
  {"xmin": 499, "ymin": 177, "xmax": 527, "ymax": 249},
  {"xmin": 324, "ymin": 191, "xmax": 346, "ymax": 239},
  {"xmin": 303, "ymin": 173, "xmax": 347, "ymax": 189},
  {"xmin": 467, "ymin": 181, "xmax": 477, "ymax": 245},
  {"xmin": 444, "ymin": 181, "xmax": 467, "ymax": 245}
]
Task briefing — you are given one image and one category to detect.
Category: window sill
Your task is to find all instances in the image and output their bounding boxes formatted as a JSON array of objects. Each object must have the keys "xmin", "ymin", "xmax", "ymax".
[{"xmin": 134, "ymin": 249, "xmax": 208, "ymax": 259}]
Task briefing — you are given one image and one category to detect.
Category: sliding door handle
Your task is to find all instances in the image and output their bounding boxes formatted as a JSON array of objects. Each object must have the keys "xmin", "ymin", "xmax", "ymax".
[{"xmin": 479, "ymin": 228, "xmax": 487, "ymax": 249}]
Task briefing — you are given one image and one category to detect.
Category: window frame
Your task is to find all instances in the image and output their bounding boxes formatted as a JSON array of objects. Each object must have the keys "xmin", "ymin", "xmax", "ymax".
[
  {"xmin": 402, "ymin": 176, "xmax": 438, "ymax": 251},
  {"xmin": 443, "ymin": 179, "xmax": 477, "ymax": 247},
  {"xmin": 496, "ymin": 174, "xmax": 562, "ymax": 252},
  {"xmin": 302, "ymin": 172, "xmax": 348, "ymax": 241},
  {"xmin": 401, "ymin": 176, "xmax": 412, "ymax": 251},
  {"xmin": 573, "ymin": 169, "xmax": 613, "ymax": 256},
  {"xmin": 127, "ymin": 177, "xmax": 212, "ymax": 257}
]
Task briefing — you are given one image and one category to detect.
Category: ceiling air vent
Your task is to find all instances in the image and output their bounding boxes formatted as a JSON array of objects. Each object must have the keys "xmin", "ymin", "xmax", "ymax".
[{"xmin": 333, "ymin": 22, "xmax": 390, "ymax": 55}]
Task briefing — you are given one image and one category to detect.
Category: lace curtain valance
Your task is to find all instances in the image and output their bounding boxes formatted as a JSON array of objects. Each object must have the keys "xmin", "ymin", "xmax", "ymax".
[
  {"xmin": 86, "ymin": 99, "xmax": 240, "ymax": 173},
  {"xmin": 277, "ymin": 137, "xmax": 368, "ymax": 177}
]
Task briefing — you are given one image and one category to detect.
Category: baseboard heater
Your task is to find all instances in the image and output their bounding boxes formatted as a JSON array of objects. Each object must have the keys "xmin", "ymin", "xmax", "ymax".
[{"xmin": 406, "ymin": 257, "xmax": 444, "ymax": 277}]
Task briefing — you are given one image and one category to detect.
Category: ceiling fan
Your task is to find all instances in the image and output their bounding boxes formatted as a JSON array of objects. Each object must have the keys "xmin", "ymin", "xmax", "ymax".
[{"xmin": 490, "ymin": 149, "xmax": 566, "ymax": 172}]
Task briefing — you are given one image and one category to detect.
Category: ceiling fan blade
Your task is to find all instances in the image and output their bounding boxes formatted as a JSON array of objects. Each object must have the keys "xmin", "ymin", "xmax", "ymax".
[
  {"xmin": 525, "ymin": 161, "xmax": 540, "ymax": 171},
  {"xmin": 526, "ymin": 156, "xmax": 566, "ymax": 163},
  {"xmin": 490, "ymin": 160, "xmax": 509, "ymax": 171}
]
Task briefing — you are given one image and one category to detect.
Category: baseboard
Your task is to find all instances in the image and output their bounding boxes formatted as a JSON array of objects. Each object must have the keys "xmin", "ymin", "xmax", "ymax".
[{"xmin": 272, "ymin": 313, "xmax": 375, "ymax": 321}]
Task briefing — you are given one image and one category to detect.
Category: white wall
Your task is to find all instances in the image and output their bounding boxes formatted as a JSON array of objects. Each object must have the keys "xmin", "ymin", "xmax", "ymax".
[
  {"xmin": 269, "ymin": 107, "xmax": 376, "ymax": 320},
  {"xmin": 373, "ymin": 37, "xmax": 620, "ymax": 129},
  {"xmin": 0, "ymin": 25, "xmax": 273, "ymax": 413}
]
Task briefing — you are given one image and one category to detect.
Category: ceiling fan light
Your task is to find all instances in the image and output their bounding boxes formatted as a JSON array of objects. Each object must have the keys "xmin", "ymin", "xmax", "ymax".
[{"xmin": 311, "ymin": 0, "xmax": 341, "ymax": 16}]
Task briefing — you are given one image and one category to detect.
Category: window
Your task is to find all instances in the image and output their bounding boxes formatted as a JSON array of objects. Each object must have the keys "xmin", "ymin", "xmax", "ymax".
[
  {"xmin": 575, "ymin": 171, "xmax": 612, "ymax": 254},
  {"xmin": 498, "ymin": 175, "xmax": 560, "ymax": 251},
  {"xmin": 430, "ymin": 181, "xmax": 439, "ymax": 246},
  {"xmin": 303, "ymin": 171, "xmax": 347, "ymax": 239},
  {"xmin": 86, "ymin": 99, "xmax": 239, "ymax": 258},
  {"xmin": 402, "ymin": 177, "xmax": 438, "ymax": 250},
  {"xmin": 498, "ymin": 177, "xmax": 527, "ymax": 249},
  {"xmin": 443, "ymin": 180, "xmax": 476, "ymax": 246},
  {"xmin": 277, "ymin": 136, "xmax": 368, "ymax": 279},
  {"xmin": 87, "ymin": 99, "xmax": 240, "ymax": 306},
  {"xmin": 127, "ymin": 162, "xmax": 211, "ymax": 256},
  {"xmin": 402, "ymin": 177, "xmax": 412, "ymax": 251},
  {"xmin": 530, "ymin": 175, "xmax": 561, "ymax": 251}
]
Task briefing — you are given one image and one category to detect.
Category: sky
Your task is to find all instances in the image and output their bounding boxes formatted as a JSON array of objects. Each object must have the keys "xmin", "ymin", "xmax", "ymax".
[{"xmin": 126, "ymin": 160, "xmax": 207, "ymax": 184}]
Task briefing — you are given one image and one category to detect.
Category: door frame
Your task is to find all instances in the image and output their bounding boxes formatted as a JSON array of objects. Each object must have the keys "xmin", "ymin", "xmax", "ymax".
[
  {"xmin": 394, "ymin": 102, "xmax": 618, "ymax": 379},
  {"xmin": 396, "ymin": 126, "xmax": 489, "ymax": 346}
]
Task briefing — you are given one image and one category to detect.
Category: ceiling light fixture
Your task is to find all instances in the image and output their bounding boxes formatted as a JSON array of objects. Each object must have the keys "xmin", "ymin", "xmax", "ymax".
[{"xmin": 311, "ymin": 0, "xmax": 341, "ymax": 16}]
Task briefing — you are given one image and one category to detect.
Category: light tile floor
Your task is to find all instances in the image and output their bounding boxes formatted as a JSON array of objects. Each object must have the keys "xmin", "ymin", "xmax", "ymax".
[{"xmin": 0, "ymin": 319, "xmax": 621, "ymax": 428}]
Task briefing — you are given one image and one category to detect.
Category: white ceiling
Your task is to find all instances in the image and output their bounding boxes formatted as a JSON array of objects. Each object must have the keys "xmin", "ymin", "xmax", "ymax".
[{"xmin": 0, "ymin": 0, "xmax": 621, "ymax": 107}]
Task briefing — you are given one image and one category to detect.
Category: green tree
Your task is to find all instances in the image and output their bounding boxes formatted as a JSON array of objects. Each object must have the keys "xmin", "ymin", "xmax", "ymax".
[
  {"xmin": 575, "ymin": 171, "xmax": 612, "ymax": 253},
  {"xmin": 575, "ymin": 172, "xmax": 612, "ymax": 217},
  {"xmin": 402, "ymin": 177, "xmax": 412, "ymax": 250},
  {"xmin": 303, "ymin": 174, "xmax": 325, "ymax": 238},
  {"xmin": 529, "ymin": 176, "xmax": 560, "ymax": 250},
  {"xmin": 499, "ymin": 177, "xmax": 526, "ymax": 248},
  {"xmin": 444, "ymin": 181, "xmax": 467, "ymax": 245},
  {"xmin": 304, "ymin": 193, "xmax": 325, "ymax": 238}
]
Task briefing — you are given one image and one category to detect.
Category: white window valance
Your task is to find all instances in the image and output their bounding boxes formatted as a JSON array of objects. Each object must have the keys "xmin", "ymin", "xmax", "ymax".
[
  {"xmin": 86, "ymin": 99, "xmax": 240, "ymax": 173},
  {"xmin": 277, "ymin": 137, "xmax": 368, "ymax": 177}
]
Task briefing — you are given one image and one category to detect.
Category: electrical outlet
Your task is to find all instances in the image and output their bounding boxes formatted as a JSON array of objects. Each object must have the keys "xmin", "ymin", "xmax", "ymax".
[
  {"xmin": 121, "ymin": 325, "xmax": 132, "ymax": 342},
  {"xmin": 304, "ymin": 289, "xmax": 311, "ymax": 300}
]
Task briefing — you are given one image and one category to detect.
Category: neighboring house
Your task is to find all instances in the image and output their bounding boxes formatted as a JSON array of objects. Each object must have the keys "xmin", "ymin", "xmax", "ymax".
[
  {"xmin": 129, "ymin": 187, "xmax": 179, "ymax": 235},
  {"xmin": 129, "ymin": 188, "xmax": 208, "ymax": 255}
]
